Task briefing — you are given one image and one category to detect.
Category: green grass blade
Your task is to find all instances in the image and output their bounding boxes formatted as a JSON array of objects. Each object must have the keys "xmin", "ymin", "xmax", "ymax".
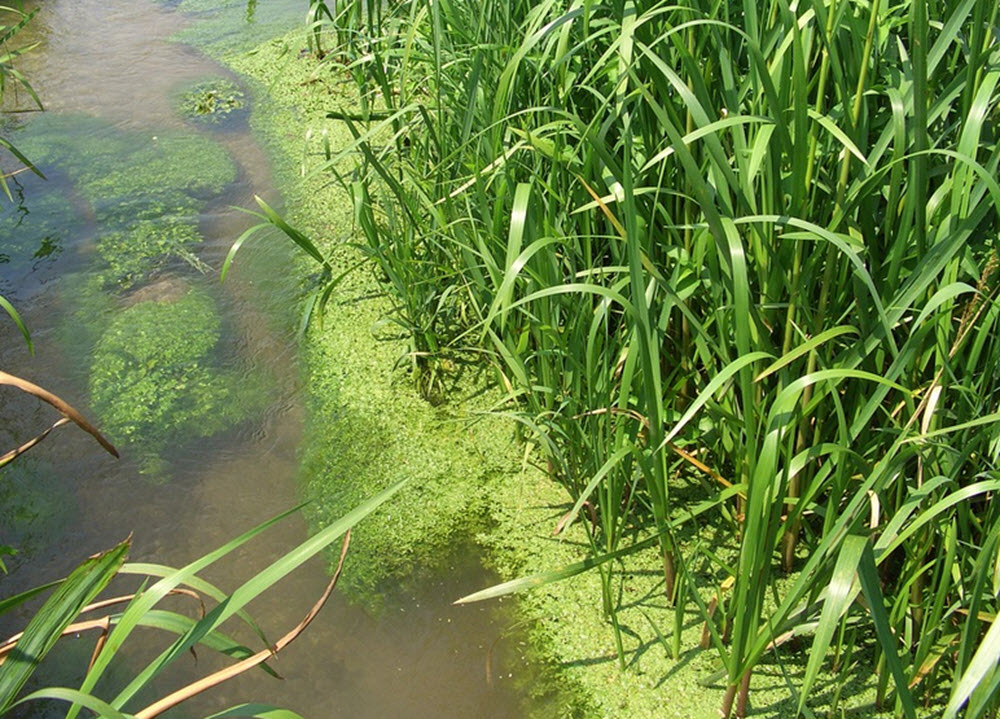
[
  {"xmin": 562, "ymin": 445, "xmax": 633, "ymax": 533},
  {"xmin": 204, "ymin": 703, "xmax": 305, "ymax": 719},
  {"xmin": 137, "ymin": 611, "xmax": 280, "ymax": 678},
  {"xmin": 0, "ymin": 541, "xmax": 129, "ymax": 712},
  {"xmin": 9, "ymin": 687, "xmax": 130, "ymax": 719},
  {"xmin": 857, "ymin": 539, "xmax": 917, "ymax": 719},
  {"xmin": 252, "ymin": 196, "xmax": 331, "ymax": 271},
  {"xmin": 755, "ymin": 325, "xmax": 859, "ymax": 382},
  {"xmin": 0, "ymin": 294, "xmax": 32, "ymax": 355},
  {"xmin": 455, "ymin": 486, "xmax": 740, "ymax": 605},
  {"xmin": 67, "ymin": 507, "xmax": 304, "ymax": 719},
  {"xmin": 220, "ymin": 218, "xmax": 269, "ymax": 283},
  {"xmin": 109, "ymin": 480, "xmax": 408, "ymax": 710},
  {"xmin": 0, "ymin": 581, "xmax": 61, "ymax": 616},
  {"xmin": 798, "ymin": 536, "xmax": 864, "ymax": 714},
  {"xmin": 658, "ymin": 352, "xmax": 772, "ymax": 449}
]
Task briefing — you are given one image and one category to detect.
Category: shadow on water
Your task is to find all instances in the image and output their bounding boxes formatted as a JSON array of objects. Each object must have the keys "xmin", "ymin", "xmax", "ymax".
[{"xmin": 0, "ymin": 2, "xmax": 544, "ymax": 717}]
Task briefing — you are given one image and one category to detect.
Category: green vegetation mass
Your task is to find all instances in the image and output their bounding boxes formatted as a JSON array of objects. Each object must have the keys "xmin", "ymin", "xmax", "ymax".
[
  {"xmin": 90, "ymin": 284, "xmax": 266, "ymax": 478},
  {"xmin": 226, "ymin": 40, "xmax": 520, "ymax": 603},
  {"xmin": 10, "ymin": 111, "xmax": 262, "ymax": 477},
  {"xmin": 228, "ymin": 0, "xmax": 1000, "ymax": 717},
  {"xmin": 176, "ymin": 77, "xmax": 247, "ymax": 125}
]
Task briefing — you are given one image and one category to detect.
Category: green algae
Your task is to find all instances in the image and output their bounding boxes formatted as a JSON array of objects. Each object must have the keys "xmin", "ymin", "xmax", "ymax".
[
  {"xmin": 89, "ymin": 284, "xmax": 267, "ymax": 478},
  {"xmin": 9, "ymin": 111, "xmax": 266, "ymax": 477},
  {"xmin": 175, "ymin": 77, "xmax": 247, "ymax": 126},
  {"xmin": 17, "ymin": 115, "xmax": 238, "ymax": 209},
  {"xmin": 15, "ymin": 114, "xmax": 238, "ymax": 292},
  {"xmin": 96, "ymin": 216, "xmax": 205, "ymax": 291}
]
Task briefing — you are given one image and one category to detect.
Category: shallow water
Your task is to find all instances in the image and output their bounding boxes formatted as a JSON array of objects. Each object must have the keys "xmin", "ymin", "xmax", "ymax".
[{"xmin": 0, "ymin": 2, "xmax": 534, "ymax": 717}]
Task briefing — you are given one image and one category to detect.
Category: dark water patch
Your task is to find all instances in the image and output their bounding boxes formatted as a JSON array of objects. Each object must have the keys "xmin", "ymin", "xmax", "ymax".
[
  {"xmin": 0, "ymin": 172, "xmax": 91, "ymax": 302},
  {"xmin": 0, "ymin": 457, "xmax": 74, "ymax": 572}
]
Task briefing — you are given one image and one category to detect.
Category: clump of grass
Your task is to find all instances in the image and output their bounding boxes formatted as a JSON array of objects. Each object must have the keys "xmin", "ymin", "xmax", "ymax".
[{"xmin": 284, "ymin": 1, "xmax": 1000, "ymax": 716}]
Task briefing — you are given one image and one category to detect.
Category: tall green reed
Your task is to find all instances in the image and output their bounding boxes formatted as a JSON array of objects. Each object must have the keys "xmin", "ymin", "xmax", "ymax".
[{"xmin": 298, "ymin": 0, "xmax": 1000, "ymax": 714}]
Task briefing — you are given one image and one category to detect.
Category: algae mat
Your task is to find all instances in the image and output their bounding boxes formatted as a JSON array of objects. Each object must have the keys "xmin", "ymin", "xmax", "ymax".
[{"xmin": 10, "ymin": 112, "xmax": 268, "ymax": 477}]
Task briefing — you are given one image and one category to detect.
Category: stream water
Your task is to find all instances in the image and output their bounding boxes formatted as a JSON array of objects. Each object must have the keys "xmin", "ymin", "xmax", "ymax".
[{"xmin": 0, "ymin": 2, "xmax": 536, "ymax": 717}]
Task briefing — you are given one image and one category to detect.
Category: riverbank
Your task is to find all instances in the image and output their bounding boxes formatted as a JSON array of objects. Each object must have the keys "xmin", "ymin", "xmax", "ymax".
[
  {"xmin": 216, "ymin": 28, "xmax": 893, "ymax": 719},
  {"xmin": 221, "ymin": 36, "xmax": 588, "ymax": 716}
]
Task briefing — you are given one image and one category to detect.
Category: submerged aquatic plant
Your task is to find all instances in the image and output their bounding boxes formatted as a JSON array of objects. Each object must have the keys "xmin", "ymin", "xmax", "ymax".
[
  {"xmin": 6, "ymin": 112, "xmax": 258, "ymax": 476},
  {"xmin": 89, "ymin": 284, "xmax": 267, "ymax": 478},
  {"xmin": 97, "ymin": 216, "xmax": 208, "ymax": 290},
  {"xmin": 17, "ymin": 116, "xmax": 238, "ymax": 205},
  {"xmin": 16, "ymin": 115, "xmax": 238, "ymax": 292},
  {"xmin": 177, "ymin": 78, "xmax": 247, "ymax": 125}
]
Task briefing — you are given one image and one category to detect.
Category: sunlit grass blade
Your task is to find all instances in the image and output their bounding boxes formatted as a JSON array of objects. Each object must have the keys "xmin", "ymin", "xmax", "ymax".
[
  {"xmin": 9, "ymin": 687, "xmax": 130, "ymax": 719},
  {"xmin": 0, "ymin": 540, "xmax": 129, "ymax": 713},
  {"xmin": 455, "ymin": 486, "xmax": 739, "ymax": 605},
  {"xmin": 0, "ymin": 294, "xmax": 32, "ymax": 355},
  {"xmin": 204, "ymin": 704, "xmax": 305, "ymax": 719},
  {"xmin": 106, "ymin": 481, "xmax": 407, "ymax": 712},
  {"xmin": 856, "ymin": 538, "xmax": 918, "ymax": 719}
]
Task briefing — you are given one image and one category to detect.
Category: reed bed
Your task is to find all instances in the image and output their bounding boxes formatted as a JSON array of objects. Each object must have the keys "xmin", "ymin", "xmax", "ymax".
[{"xmin": 300, "ymin": 0, "xmax": 1000, "ymax": 715}]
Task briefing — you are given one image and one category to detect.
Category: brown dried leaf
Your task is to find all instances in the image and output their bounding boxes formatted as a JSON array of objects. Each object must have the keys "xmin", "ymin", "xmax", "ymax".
[{"xmin": 0, "ymin": 370, "xmax": 118, "ymax": 458}]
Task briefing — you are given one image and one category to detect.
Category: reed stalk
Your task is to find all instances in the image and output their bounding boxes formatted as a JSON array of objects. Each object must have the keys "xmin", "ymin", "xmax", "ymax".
[{"xmin": 291, "ymin": 0, "xmax": 1000, "ymax": 713}]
